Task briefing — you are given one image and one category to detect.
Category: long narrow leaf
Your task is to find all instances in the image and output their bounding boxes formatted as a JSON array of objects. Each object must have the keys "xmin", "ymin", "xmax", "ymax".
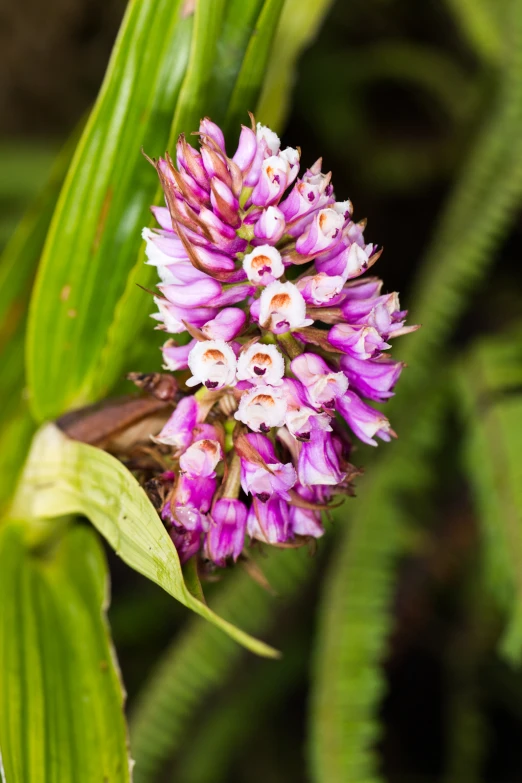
[
  {"xmin": 9, "ymin": 424, "xmax": 277, "ymax": 658},
  {"xmin": 0, "ymin": 130, "xmax": 79, "ymax": 511},
  {"xmin": 256, "ymin": 0, "xmax": 333, "ymax": 130},
  {"xmin": 0, "ymin": 522, "xmax": 130, "ymax": 782},
  {"xmin": 458, "ymin": 329, "xmax": 522, "ymax": 663},
  {"xmin": 26, "ymin": 0, "xmax": 193, "ymax": 421},
  {"xmin": 223, "ymin": 0, "xmax": 284, "ymax": 136}
]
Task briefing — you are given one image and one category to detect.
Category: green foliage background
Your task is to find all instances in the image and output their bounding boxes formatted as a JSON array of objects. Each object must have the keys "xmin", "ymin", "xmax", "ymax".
[{"xmin": 1, "ymin": 0, "xmax": 522, "ymax": 780}]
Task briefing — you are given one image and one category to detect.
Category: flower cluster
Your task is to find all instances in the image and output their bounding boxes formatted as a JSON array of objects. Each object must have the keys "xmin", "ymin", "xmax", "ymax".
[{"xmin": 141, "ymin": 116, "xmax": 417, "ymax": 567}]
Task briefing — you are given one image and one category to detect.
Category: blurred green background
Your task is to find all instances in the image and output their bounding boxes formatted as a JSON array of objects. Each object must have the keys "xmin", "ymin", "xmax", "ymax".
[{"xmin": 2, "ymin": 0, "xmax": 522, "ymax": 781}]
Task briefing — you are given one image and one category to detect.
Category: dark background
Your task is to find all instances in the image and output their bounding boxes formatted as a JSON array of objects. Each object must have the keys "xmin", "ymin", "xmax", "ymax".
[{"xmin": 2, "ymin": 1, "xmax": 522, "ymax": 780}]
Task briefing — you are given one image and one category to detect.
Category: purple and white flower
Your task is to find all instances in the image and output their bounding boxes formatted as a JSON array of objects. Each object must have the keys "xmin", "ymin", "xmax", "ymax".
[
  {"xmin": 186, "ymin": 339, "xmax": 237, "ymax": 389},
  {"xmin": 258, "ymin": 281, "xmax": 313, "ymax": 334},
  {"xmin": 135, "ymin": 114, "xmax": 417, "ymax": 566},
  {"xmin": 236, "ymin": 343, "xmax": 285, "ymax": 386}
]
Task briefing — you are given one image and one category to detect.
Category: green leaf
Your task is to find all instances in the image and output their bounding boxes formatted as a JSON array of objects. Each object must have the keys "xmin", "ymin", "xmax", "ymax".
[
  {"xmin": 256, "ymin": 0, "xmax": 334, "ymax": 131},
  {"xmin": 170, "ymin": 0, "xmax": 227, "ymax": 139},
  {"xmin": 26, "ymin": 0, "xmax": 193, "ymax": 421},
  {"xmin": 0, "ymin": 129, "xmax": 79, "ymax": 512},
  {"xmin": 457, "ymin": 328, "xmax": 522, "ymax": 663},
  {"xmin": 223, "ymin": 0, "xmax": 284, "ymax": 136},
  {"xmin": 9, "ymin": 424, "xmax": 278, "ymax": 659},
  {"xmin": 0, "ymin": 521, "xmax": 130, "ymax": 782}
]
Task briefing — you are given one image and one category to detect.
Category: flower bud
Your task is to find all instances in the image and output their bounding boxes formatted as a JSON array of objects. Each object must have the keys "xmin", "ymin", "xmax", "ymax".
[
  {"xmin": 247, "ymin": 497, "xmax": 290, "ymax": 544},
  {"xmin": 202, "ymin": 308, "xmax": 246, "ymax": 341},
  {"xmin": 328, "ymin": 323, "xmax": 390, "ymax": 359},
  {"xmin": 161, "ymin": 338, "xmax": 196, "ymax": 371},
  {"xmin": 199, "ymin": 117, "xmax": 226, "ymax": 153},
  {"xmin": 240, "ymin": 433, "xmax": 296, "ymax": 502},
  {"xmin": 291, "ymin": 353, "xmax": 348, "ymax": 410},
  {"xmin": 297, "ymin": 430, "xmax": 346, "ymax": 486},
  {"xmin": 252, "ymin": 206, "xmax": 286, "ymax": 245},
  {"xmin": 204, "ymin": 499, "xmax": 247, "ymax": 565},
  {"xmin": 296, "ymin": 272, "xmax": 345, "ymax": 306},
  {"xmin": 296, "ymin": 208, "xmax": 344, "ymax": 256},
  {"xmin": 152, "ymin": 395, "xmax": 198, "ymax": 453},
  {"xmin": 232, "ymin": 125, "xmax": 258, "ymax": 172},
  {"xmin": 251, "ymin": 156, "xmax": 290, "ymax": 207},
  {"xmin": 336, "ymin": 391, "xmax": 395, "ymax": 446},
  {"xmin": 340, "ymin": 354, "xmax": 404, "ymax": 402},
  {"xmin": 152, "ymin": 298, "xmax": 218, "ymax": 334}
]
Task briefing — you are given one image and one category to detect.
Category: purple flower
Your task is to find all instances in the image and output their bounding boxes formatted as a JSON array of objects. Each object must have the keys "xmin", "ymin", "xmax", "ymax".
[
  {"xmin": 336, "ymin": 391, "xmax": 395, "ymax": 446},
  {"xmin": 252, "ymin": 206, "xmax": 286, "ymax": 245},
  {"xmin": 297, "ymin": 430, "xmax": 346, "ymax": 486},
  {"xmin": 204, "ymin": 499, "xmax": 247, "ymax": 565},
  {"xmin": 328, "ymin": 323, "xmax": 390, "ymax": 358},
  {"xmin": 340, "ymin": 354, "xmax": 404, "ymax": 402},
  {"xmin": 153, "ymin": 395, "xmax": 198, "ymax": 454},
  {"xmin": 137, "ymin": 115, "xmax": 417, "ymax": 566},
  {"xmin": 296, "ymin": 208, "xmax": 344, "ymax": 256},
  {"xmin": 289, "ymin": 485, "xmax": 325, "ymax": 538},
  {"xmin": 291, "ymin": 353, "xmax": 348, "ymax": 411},
  {"xmin": 239, "ymin": 433, "xmax": 296, "ymax": 501},
  {"xmin": 169, "ymin": 527, "xmax": 201, "ymax": 565},
  {"xmin": 179, "ymin": 439, "xmax": 222, "ymax": 478},
  {"xmin": 201, "ymin": 308, "xmax": 246, "ymax": 341},
  {"xmin": 161, "ymin": 338, "xmax": 196, "ymax": 371},
  {"xmin": 247, "ymin": 497, "xmax": 290, "ymax": 544}
]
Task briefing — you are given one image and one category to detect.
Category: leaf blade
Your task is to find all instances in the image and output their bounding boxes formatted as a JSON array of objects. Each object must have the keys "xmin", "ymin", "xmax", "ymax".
[
  {"xmin": 0, "ymin": 522, "xmax": 130, "ymax": 782},
  {"xmin": 10, "ymin": 424, "xmax": 278, "ymax": 658},
  {"xmin": 26, "ymin": 0, "xmax": 192, "ymax": 420}
]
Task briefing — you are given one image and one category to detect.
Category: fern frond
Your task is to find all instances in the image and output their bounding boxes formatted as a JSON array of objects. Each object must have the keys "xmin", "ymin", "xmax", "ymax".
[
  {"xmin": 457, "ymin": 325, "xmax": 522, "ymax": 664},
  {"xmin": 129, "ymin": 546, "xmax": 313, "ymax": 783},
  {"xmin": 393, "ymin": 0, "xmax": 522, "ymax": 415},
  {"xmin": 309, "ymin": 1, "xmax": 522, "ymax": 773},
  {"xmin": 177, "ymin": 634, "xmax": 306, "ymax": 783},
  {"xmin": 309, "ymin": 380, "xmax": 449, "ymax": 783}
]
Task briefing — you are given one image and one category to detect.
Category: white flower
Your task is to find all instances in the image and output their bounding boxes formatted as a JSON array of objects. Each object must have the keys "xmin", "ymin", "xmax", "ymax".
[
  {"xmin": 345, "ymin": 242, "xmax": 372, "ymax": 278},
  {"xmin": 256, "ymin": 122, "xmax": 280, "ymax": 155},
  {"xmin": 258, "ymin": 281, "xmax": 313, "ymax": 334},
  {"xmin": 333, "ymin": 200, "xmax": 353, "ymax": 221},
  {"xmin": 186, "ymin": 339, "xmax": 237, "ymax": 389},
  {"xmin": 279, "ymin": 147, "xmax": 300, "ymax": 182},
  {"xmin": 237, "ymin": 343, "xmax": 285, "ymax": 386},
  {"xmin": 234, "ymin": 385, "xmax": 287, "ymax": 432},
  {"xmin": 243, "ymin": 245, "xmax": 284, "ymax": 285}
]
